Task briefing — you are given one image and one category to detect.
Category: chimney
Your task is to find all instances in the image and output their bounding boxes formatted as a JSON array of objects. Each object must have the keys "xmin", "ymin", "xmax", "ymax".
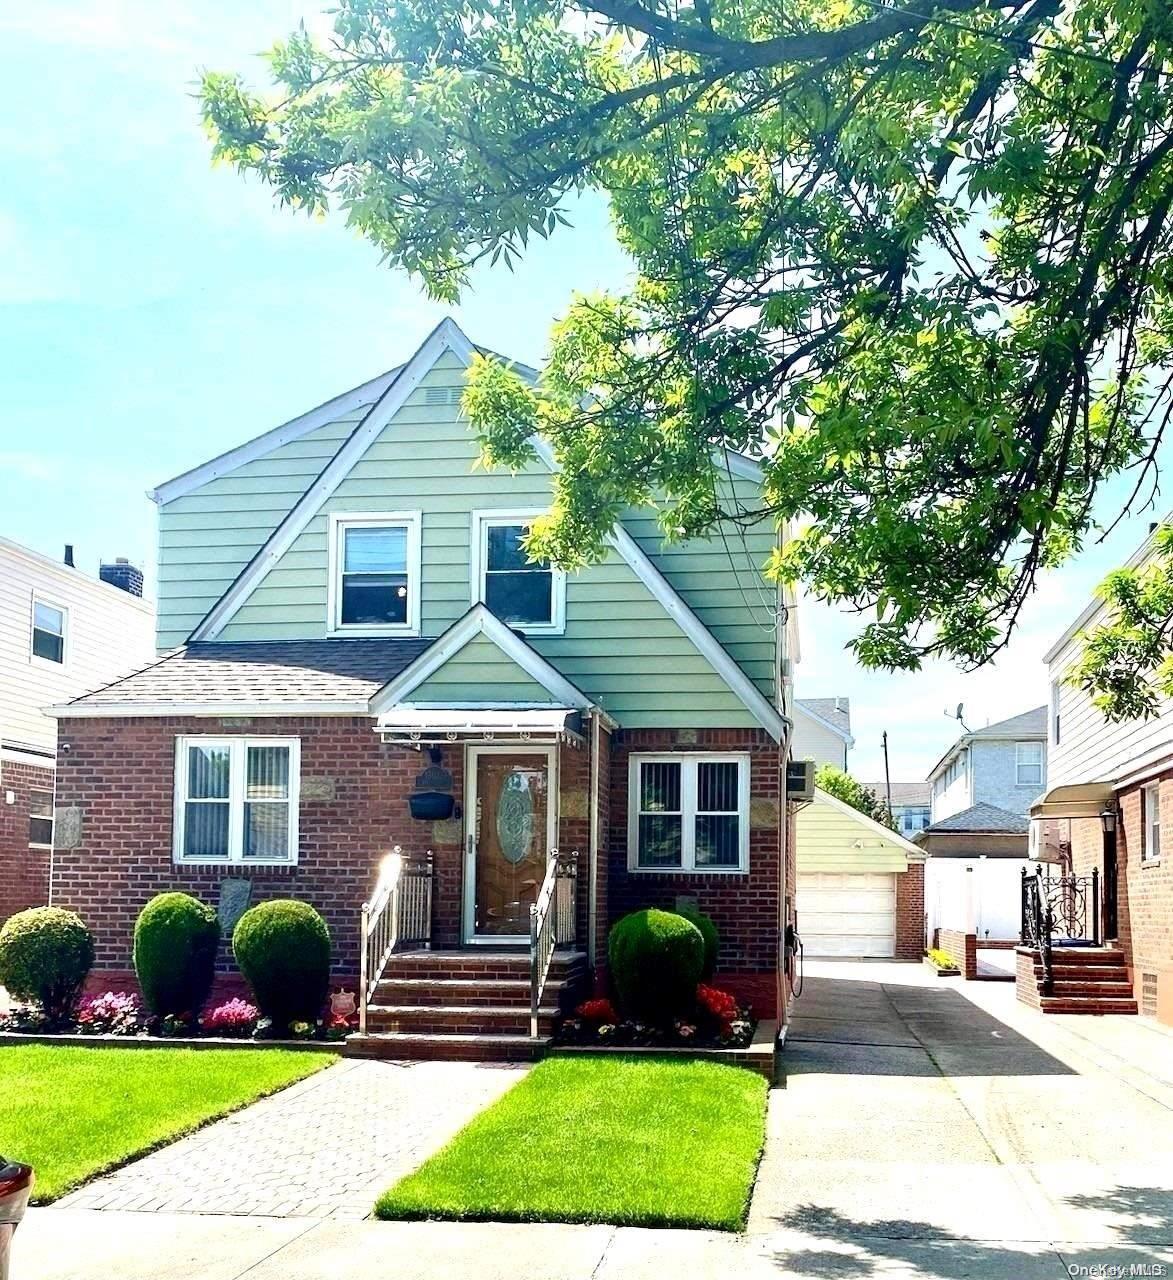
[
  {"xmin": 100, "ymin": 557, "xmax": 144, "ymax": 597},
  {"xmin": 63, "ymin": 544, "xmax": 75, "ymax": 568}
]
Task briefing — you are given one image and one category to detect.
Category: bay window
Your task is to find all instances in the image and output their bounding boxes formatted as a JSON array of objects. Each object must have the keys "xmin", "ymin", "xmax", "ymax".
[
  {"xmin": 174, "ymin": 737, "xmax": 300, "ymax": 865},
  {"xmin": 628, "ymin": 754, "xmax": 750, "ymax": 872}
]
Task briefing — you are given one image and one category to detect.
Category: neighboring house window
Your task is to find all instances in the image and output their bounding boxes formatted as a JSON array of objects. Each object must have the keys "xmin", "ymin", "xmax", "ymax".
[
  {"xmin": 1143, "ymin": 782, "xmax": 1161, "ymax": 863},
  {"xmin": 174, "ymin": 738, "xmax": 300, "ymax": 864},
  {"xmin": 31, "ymin": 599, "xmax": 67, "ymax": 664},
  {"xmin": 29, "ymin": 790, "xmax": 54, "ymax": 847},
  {"xmin": 472, "ymin": 511, "xmax": 566, "ymax": 634},
  {"xmin": 899, "ymin": 806, "xmax": 930, "ymax": 836},
  {"xmin": 627, "ymin": 754, "xmax": 750, "ymax": 872},
  {"xmin": 1016, "ymin": 742, "xmax": 1043, "ymax": 786},
  {"xmin": 327, "ymin": 513, "xmax": 421, "ymax": 636}
]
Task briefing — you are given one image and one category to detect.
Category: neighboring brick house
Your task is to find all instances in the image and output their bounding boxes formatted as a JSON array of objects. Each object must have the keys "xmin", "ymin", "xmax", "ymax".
[
  {"xmin": 49, "ymin": 319, "xmax": 806, "ymax": 1058},
  {"xmin": 0, "ymin": 538, "xmax": 154, "ymax": 925},
  {"xmin": 1029, "ymin": 522, "xmax": 1173, "ymax": 1025}
]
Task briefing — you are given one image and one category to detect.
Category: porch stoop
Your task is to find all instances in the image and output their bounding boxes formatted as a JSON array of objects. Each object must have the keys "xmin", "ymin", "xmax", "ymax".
[
  {"xmin": 346, "ymin": 949, "xmax": 590, "ymax": 1061},
  {"xmin": 1019, "ymin": 945, "xmax": 1139, "ymax": 1014}
]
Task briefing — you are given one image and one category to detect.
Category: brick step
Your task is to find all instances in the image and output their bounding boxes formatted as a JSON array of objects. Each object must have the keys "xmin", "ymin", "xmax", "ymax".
[
  {"xmin": 1039, "ymin": 996, "xmax": 1139, "ymax": 1015},
  {"xmin": 383, "ymin": 949, "xmax": 588, "ymax": 983},
  {"xmin": 346, "ymin": 1031, "xmax": 546, "ymax": 1062},
  {"xmin": 1047, "ymin": 981, "xmax": 1135, "ymax": 998},
  {"xmin": 365, "ymin": 1003, "xmax": 560, "ymax": 1036},
  {"xmin": 373, "ymin": 977, "xmax": 535, "ymax": 1007}
]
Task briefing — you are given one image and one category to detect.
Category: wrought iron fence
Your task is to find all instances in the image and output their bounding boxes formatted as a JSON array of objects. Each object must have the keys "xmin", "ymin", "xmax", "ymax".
[{"xmin": 1020, "ymin": 866, "xmax": 1101, "ymax": 994}]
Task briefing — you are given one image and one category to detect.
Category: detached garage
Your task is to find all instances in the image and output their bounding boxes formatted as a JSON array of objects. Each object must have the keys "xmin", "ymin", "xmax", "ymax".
[{"xmin": 795, "ymin": 790, "xmax": 926, "ymax": 960}]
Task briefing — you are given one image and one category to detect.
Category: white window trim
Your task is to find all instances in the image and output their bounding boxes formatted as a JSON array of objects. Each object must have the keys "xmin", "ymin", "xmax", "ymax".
[
  {"xmin": 173, "ymin": 736, "xmax": 301, "ymax": 866},
  {"xmin": 626, "ymin": 753, "xmax": 750, "ymax": 874},
  {"xmin": 1142, "ymin": 782, "xmax": 1161, "ymax": 863},
  {"xmin": 1015, "ymin": 741, "xmax": 1044, "ymax": 786},
  {"xmin": 28, "ymin": 788, "xmax": 54, "ymax": 849},
  {"xmin": 30, "ymin": 595, "xmax": 69, "ymax": 669},
  {"xmin": 326, "ymin": 511, "xmax": 422, "ymax": 637},
  {"xmin": 470, "ymin": 509, "xmax": 566, "ymax": 636}
]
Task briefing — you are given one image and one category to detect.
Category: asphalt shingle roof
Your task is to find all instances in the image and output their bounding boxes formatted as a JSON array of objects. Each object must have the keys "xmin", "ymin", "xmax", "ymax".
[
  {"xmin": 923, "ymin": 802, "xmax": 1029, "ymax": 835},
  {"xmin": 966, "ymin": 706, "xmax": 1047, "ymax": 739},
  {"xmin": 797, "ymin": 697, "xmax": 852, "ymax": 737},
  {"xmin": 64, "ymin": 640, "xmax": 432, "ymax": 708}
]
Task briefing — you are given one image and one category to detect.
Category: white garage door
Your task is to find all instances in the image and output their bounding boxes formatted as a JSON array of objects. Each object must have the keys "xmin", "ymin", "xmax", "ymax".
[{"xmin": 797, "ymin": 872, "xmax": 897, "ymax": 957}]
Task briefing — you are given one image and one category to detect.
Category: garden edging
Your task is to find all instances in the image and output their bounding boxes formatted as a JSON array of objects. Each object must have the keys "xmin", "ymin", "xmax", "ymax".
[
  {"xmin": 549, "ymin": 1017, "xmax": 778, "ymax": 1080},
  {"xmin": 0, "ymin": 1031, "xmax": 344, "ymax": 1053}
]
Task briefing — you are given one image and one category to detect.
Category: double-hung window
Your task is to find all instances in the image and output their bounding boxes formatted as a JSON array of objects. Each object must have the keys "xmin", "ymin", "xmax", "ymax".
[
  {"xmin": 1143, "ymin": 782, "xmax": 1161, "ymax": 863},
  {"xmin": 628, "ymin": 754, "xmax": 750, "ymax": 872},
  {"xmin": 328, "ymin": 513, "xmax": 421, "ymax": 635},
  {"xmin": 1016, "ymin": 742, "xmax": 1043, "ymax": 787},
  {"xmin": 175, "ymin": 737, "xmax": 300, "ymax": 865},
  {"xmin": 472, "ymin": 511, "xmax": 565, "ymax": 634},
  {"xmin": 31, "ymin": 598, "xmax": 67, "ymax": 664},
  {"xmin": 29, "ymin": 790, "xmax": 54, "ymax": 847}
]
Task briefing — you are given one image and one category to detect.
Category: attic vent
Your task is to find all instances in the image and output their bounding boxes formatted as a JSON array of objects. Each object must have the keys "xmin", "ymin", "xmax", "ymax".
[
  {"xmin": 424, "ymin": 387, "xmax": 463, "ymax": 407},
  {"xmin": 1141, "ymin": 971, "xmax": 1158, "ymax": 1017}
]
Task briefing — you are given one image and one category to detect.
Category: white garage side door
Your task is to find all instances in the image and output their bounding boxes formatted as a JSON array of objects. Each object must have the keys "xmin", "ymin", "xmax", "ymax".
[{"xmin": 797, "ymin": 872, "xmax": 897, "ymax": 957}]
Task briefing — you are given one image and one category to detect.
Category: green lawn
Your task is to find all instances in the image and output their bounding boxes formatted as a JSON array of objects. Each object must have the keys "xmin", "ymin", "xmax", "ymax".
[
  {"xmin": 375, "ymin": 1055, "xmax": 768, "ymax": 1231},
  {"xmin": 0, "ymin": 1044, "xmax": 331, "ymax": 1202}
]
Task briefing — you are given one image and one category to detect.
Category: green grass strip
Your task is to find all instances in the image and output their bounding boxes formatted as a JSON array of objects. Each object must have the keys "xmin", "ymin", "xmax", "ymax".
[
  {"xmin": 376, "ymin": 1054, "xmax": 768, "ymax": 1231},
  {"xmin": 0, "ymin": 1044, "xmax": 331, "ymax": 1202}
]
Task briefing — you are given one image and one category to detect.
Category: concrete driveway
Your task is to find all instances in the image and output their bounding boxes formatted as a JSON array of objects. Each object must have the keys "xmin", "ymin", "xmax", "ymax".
[{"xmin": 750, "ymin": 959, "xmax": 1173, "ymax": 1278}]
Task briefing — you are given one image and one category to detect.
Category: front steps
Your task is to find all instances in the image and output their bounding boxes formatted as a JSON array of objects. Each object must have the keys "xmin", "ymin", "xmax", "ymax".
[
  {"xmin": 1023, "ymin": 946, "xmax": 1139, "ymax": 1015},
  {"xmin": 346, "ymin": 948, "xmax": 590, "ymax": 1061}
]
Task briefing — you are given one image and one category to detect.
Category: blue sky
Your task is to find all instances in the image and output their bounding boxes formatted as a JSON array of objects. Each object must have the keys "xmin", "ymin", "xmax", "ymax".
[{"xmin": 1, "ymin": 1, "xmax": 1164, "ymax": 781}]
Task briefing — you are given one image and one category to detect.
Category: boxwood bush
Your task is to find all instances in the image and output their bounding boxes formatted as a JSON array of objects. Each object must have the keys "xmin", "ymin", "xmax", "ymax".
[
  {"xmin": 608, "ymin": 908, "xmax": 705, "ymax": 1024},
  {"xmin": 133, "ymin": 892, "xmax": 221, "ymax": 1019},
  {"xmin": 675, "ymin": 905, "xmax": 719, "ymax": 980},
  {"xmin": 232, "ymin": 899, "xmax": 330, "ymax": 1030},
  {"xmin": 0, "ymin": 906, "xmax": 94, "ymax": 1025}
]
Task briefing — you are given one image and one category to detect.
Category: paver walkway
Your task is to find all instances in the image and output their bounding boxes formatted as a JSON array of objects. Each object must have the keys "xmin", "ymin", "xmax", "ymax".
[{"xmin": 54, "ymin": 1057, "xmax": 525, "ymax": 1218}]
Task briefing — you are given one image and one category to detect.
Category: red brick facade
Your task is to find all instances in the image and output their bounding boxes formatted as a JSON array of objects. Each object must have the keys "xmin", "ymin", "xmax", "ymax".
[
  {"xmin": 0, "ymin": 756, "xmax": 54, "ymax": 924},
  {"xmin": 938, "ymin": 926, "xmax": 977, "ymax": 979},
  {"xmin": 1068, "ymin": 771, "xmax": 1173, "ymax": 1026},
  {"xmin": 50, "ymin": 716, "xmax": 785, "ymax": 1018},
  {"xmin": 895, "ymin": 861, "xmax": 926, "ymax": 961}
]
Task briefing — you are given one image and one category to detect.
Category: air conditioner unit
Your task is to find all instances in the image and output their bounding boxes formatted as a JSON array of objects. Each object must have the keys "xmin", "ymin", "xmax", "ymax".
[{"xmin": 786, "ymin": 758, "xmax": 816, "ymax": 802}]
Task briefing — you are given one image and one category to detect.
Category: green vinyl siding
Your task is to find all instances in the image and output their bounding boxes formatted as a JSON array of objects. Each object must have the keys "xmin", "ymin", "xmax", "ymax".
[
  {"xmin": 411, "ymin": 634, "xmax": 559, "ymax": 704},
  {"xmin": 156, "ymin": 349, "xmax": 772, "ymax": 727}
]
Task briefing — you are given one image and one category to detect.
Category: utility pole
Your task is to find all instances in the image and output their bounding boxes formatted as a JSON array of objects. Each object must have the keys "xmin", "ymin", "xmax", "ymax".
[{"xmin": 881, "ymin": 730, "xmax": 893, "ymax": 815}]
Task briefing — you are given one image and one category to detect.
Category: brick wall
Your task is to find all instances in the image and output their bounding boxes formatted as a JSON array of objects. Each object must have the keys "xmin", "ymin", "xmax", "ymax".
[
  {"xmin": 1114, "ymin": 776, "xmax": 1173, "ymax": 1025},
  {"xmin": 1015, "ymin": 946, "xmax": 1042, "ymax": 1008},
  {"xmin": 606, "ymin": 727, "xmax": 782, "ymax": 1018},
  {"xmin": 51, "ymin": 715, "xmax": 448, "ymax": 978},
  {"xmin": 938, "ymin": 926, "xmax": 977, "ymax": 979},
  {"xmin": 0, "ymin": 757, "xmax": 54, "ymax": 924},
  {"xmin": 895, "ymin": 861, "xmax": 926, "ymax": 961}
]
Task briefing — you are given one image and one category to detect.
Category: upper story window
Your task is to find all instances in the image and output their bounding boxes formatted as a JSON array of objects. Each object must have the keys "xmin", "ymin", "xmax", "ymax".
[
  {"xmin": 627, "ymin": 754, "xmax": 750, "ymax": 872},
  {"xmin": 327, "ymin": 513, "xmax": 421, "ymax": 636},
  {"xmin": 174, "ymin": 737, "xmax": 300, "ymax": 865},
  {"xmin": 1016, "ymin": 741, "xmax": 1043, "ymax": 786},
  {"xmin": 1143, "ymin": 782, "xmax": 1161, "ymax": 863},
  {"xmin": 31, "ymin": 598, "xmax": 67, "ymax": 665},
  {"xmin": 898, "ymin": 806, "xmax": 931, "ymax": 836},
  {"xmin": 472, "ymin": 511, "xmax": 566, "ymax": 635}
]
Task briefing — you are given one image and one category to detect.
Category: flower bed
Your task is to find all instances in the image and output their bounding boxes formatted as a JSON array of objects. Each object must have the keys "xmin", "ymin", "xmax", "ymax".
[
  {"xmin": 924, "ymin": 948, "xmax": 961, "ymax": 977},
  {"xmin": 554, "ymin": 984, "xmax": 757, "ymax": 1051},
  {"xmin": 0, "ymin": 991, "xmax": 357, "ymax": 1043}
]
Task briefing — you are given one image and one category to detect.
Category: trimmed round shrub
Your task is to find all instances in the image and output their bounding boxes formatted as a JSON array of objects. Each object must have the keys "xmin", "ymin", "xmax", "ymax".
[
  {"xmin": 133, "ymin": 892, "xmax": 221, "ymax": 1019},
  {"xmin": 608, "ymin": 908, "xmax": 705, "ymax": 1024},
  {"xmin": 0, "ymin": 907, "xmax": 94, "ymax": 1024},
  {"xmin": 232, "ymin": 899, "xmax": 331, "ymax": 1030},
  {"xmin": 675, "ymin": 905, "xmax": 719, "ymax": 980}
]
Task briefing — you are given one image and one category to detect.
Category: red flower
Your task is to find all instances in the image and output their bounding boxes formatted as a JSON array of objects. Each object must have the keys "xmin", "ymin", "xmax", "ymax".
[{"xmin": 576, "ymin": 998, "xmax": 619, "ymax": 1025}]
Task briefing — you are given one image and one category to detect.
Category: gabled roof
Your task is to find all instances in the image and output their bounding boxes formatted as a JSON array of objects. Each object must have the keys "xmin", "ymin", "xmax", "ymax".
[
  {"xmin": 48, "ymin": 639, "xmax": 429, "ymax": 717},
  {"xmin": 174, "ymin": 318, "xmax": 788, "ymax": 742},
  {"xmin": 921, "ymin": 802, "xmax": 1029, "ymax": 835},
  {"xmin": 926, "ymin": 705, "xmax": 1047, "ymax": 782},
  {"xmin": 861, "ymin": 781, "xmax": 930, "ymax": 807},
  {"xmin": 369, "ymin": 605, "xmax": 597, "ymax": 716},
  {"xmin": 796, "ymin": 696, "xmax": 853, "ymax": 745},
  {"xmin": 805, "ymin": 786, "xmax": 926, "ymax": 862}
]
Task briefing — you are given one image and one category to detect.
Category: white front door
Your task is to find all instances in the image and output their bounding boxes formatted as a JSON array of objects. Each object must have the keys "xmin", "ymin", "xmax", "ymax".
[{"xmin": 463, "ymin": 745, "xmax": 557, "ymax": 943}]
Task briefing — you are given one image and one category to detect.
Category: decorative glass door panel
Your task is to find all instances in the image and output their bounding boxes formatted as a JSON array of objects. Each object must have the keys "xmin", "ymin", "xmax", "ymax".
[{"xmin": 472, "ymin": 750, "xmax": 551, "ymax": 937}]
